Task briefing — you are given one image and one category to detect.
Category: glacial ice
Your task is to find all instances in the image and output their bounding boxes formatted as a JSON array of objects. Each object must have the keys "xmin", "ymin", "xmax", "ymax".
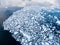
[{"xmin": 3, "ymin": 4, "xmax": 60, "ymax": 45}]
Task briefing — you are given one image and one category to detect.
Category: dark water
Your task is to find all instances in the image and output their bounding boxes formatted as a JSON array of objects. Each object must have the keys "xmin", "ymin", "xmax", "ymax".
[{"xmin": 0, "ymin": 7, "xmax": 23, "ymax": 45}]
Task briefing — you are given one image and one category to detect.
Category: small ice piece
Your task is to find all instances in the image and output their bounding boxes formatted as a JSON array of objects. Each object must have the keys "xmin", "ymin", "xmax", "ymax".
[
  {"xmin": 56, "ymin": 20, "xmax": 60, "ymax": 25},
  {"xmin": 14, "ymin": 32, "xmax": 18, "ymax": 35},
  {"xmin": 49, "ymin": 34, "xmax": 53, "ymax": 39},
  {"xmin": 41, "ymin": 42, "xmax": 44, "ymax": 45},
  {"xmin": 54, "ymin": 16, "xmax": 58, "ymax": 19}
]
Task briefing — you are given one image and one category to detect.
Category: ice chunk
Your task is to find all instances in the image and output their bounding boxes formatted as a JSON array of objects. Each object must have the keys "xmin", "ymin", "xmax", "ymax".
[{"xmin": 56, "ymin": 20, "xmax": 60, "ymax": 25}]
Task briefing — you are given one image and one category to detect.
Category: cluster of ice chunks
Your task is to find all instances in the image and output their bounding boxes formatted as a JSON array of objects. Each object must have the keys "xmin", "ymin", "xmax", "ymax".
[{"xmin": 3, "ymin": 4, "xmax": 60, "ymax": 45}]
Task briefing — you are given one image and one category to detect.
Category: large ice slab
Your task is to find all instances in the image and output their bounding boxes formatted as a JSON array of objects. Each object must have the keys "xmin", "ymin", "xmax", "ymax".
[{"xmin": 3, "ymin": 4, "xmax": 60, "ymax": 45}]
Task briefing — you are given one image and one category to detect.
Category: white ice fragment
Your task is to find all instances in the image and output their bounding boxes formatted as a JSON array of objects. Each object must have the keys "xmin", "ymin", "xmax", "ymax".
[
  {"xmin": 49, "ymin": 34, "xmax": 53, "ymax": 39},
  {"xmin": 31, "ymin": 17, "xmax": 34, "ymax": 19},
  {"xmin": 41, "ymin": 42, "xmax": 45, "ymax": 45},
  {"xmin": 42, "ymin": 25, "xmax": 47, "ymax": 32},
  {"xmin": 56, "ymin": 20, "xmax": 60, "ymax": 25},
  {"xmin": 54, "ymin": 16, "xmax": 58, "ymax": 19},
  {"xmin": 14, "ymin": 32, "xmax": 18, "ymax": 35}
]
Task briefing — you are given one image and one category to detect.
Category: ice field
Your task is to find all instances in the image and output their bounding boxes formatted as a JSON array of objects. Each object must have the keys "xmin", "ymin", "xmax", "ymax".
[{"xmin": 3, "ymin": 3, "xmax": 60, "ymax": 45}]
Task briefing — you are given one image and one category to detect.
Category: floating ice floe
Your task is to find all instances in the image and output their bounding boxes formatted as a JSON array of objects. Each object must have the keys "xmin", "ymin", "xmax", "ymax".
[{"xmin": 3, "ymin": 3, "xmax": 60, "ymax": 45}]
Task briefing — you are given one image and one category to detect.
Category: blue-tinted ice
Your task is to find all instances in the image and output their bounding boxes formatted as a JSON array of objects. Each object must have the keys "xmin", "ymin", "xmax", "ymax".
[{"xmin": 3, "ymin": 4, "xmax": 60, "ymax": 45}]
